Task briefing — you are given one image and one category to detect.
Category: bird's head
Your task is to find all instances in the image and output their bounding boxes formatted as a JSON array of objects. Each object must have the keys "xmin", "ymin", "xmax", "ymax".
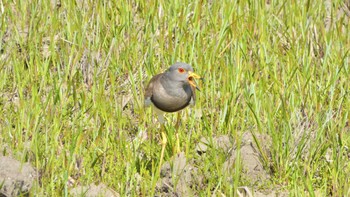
[{"xmin": 165, "ymin": 62, "xmax": 202, "ymax": 90}]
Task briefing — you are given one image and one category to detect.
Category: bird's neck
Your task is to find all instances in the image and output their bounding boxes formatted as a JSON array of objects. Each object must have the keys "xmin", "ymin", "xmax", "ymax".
[{"xmin": 161, "ymin": 74, "xmax": 183, "ymax": 88}]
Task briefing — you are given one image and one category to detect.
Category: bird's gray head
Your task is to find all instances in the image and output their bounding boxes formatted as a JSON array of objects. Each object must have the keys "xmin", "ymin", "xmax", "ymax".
[
  {"xmin": 164, "ymin": 62, "xmax": 201, "ymax": 90},
  {"xmin": 165, "ymin": 62, "xmax": 194, "ymax": 83}
]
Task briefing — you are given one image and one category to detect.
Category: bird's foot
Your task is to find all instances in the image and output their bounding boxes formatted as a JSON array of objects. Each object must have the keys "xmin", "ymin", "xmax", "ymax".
[{"xmin": 174, "ymin": 133, "xmax": 181, "ymax": 154}]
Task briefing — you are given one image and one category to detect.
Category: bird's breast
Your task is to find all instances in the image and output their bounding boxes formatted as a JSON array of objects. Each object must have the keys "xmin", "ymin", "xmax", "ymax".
[{"xmin": 151, "ymin": 84, "xmax": 193, "ymax": 113}]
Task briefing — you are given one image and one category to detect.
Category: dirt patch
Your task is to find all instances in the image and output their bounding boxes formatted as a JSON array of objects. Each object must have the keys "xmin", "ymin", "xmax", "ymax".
[
  {"xmin": 253, "ymin": 189, "xmax": 289, "ymax": 197},
  {"xmin": 156, "ymin": 152, "xmax": 204, "ymax": 196},
  {"xmin": 223, "ymin": 132, "xmax": 271, "ymax": 183},
  {"xmin": 70, "ymin": 183, "xmax": 119, "ymax": 197},
  {"xmin": 196, "ymin": 133, "xmax": 271, "ymax": 183},
  {"xmin": 196, "ymin": 132, "xmax": 271, "ymax": 183},
  {"xmin": 196, "ymin": 134, "xmax": 234, "ymax": 154},
  {"xmin": 194, "ymin": 132, "xmax": 288, "ymax": 196},
  {"xmin": 237, "ymin": 187, "xmax": 289, "ymax": 197},
  {"xmin": 0, "ymin": 156, "xmax": 37, "ymax": 197}
]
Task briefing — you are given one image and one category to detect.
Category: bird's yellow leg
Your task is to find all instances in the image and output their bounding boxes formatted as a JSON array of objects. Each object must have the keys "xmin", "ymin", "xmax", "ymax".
[
  {"xmin": 175, "ymin": 112, "xmax": 181, "ymax": 130},
  {"xmin": 175, "ymin": 133, "xmax": 180, "ymax": 153},
  {"xmin": 158, "ymin": 124, "xmax": 167, "ymax": 174}
]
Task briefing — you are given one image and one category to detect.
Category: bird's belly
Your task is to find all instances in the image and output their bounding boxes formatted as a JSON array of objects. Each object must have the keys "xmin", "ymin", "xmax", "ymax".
[{"xmin": 151, "ymin": 92, "xmax": 191, "ymax": 113}]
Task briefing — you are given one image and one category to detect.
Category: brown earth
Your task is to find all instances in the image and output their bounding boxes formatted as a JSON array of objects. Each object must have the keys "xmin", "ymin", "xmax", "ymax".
[
  {"xmin": 156, "ymin": 132, "xmax": 288, "ymax": 197},
  {"xmin": 70, "ymin": 183, "xmax": 120, "ymax": 197}
]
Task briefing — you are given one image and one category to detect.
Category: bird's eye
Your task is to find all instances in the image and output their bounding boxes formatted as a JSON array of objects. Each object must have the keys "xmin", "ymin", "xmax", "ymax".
[{"xmin": 178, "ymin": 68, "xmax": 185, "ymax": 73}]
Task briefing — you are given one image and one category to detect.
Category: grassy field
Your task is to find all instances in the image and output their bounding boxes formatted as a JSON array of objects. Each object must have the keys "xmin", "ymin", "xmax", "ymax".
[{"xmin": 0, "ymin": 0, "xmax": 349, "ymax": 196}]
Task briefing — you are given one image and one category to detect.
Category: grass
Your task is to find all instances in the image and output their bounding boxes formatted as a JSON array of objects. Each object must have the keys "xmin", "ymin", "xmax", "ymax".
[{"xmin": 0, "ymin": 0, "xmax": 349, "ymax": 196}]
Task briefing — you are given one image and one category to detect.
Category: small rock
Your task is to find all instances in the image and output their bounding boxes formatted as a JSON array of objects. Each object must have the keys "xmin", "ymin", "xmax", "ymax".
[
  {"xmin": 196, "ymin": 137, "xmax": 209, "ymax": 154},
  {"xmin": 0, "ymin": 156, "xmax": 36, "ymax": 197}
]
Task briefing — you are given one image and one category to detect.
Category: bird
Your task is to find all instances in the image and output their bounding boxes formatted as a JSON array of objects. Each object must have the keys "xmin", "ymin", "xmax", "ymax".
[{"xmin": 144, "ymin": 62, "xmax": 201, "ymax": 173}]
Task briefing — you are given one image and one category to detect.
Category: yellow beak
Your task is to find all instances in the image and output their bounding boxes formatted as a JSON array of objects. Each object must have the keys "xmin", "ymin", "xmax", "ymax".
[{"xmin": 188, "ymin": 71, "xmax": 202, "ymax": 90}]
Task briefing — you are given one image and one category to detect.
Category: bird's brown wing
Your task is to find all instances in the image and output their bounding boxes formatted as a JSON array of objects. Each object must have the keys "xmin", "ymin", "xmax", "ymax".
[{"xmin": 144, "ymin": 73, "xmax": 163, "ymax": 107}]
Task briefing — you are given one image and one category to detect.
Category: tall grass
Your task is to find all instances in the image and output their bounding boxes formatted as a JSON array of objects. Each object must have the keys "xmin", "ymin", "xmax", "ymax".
[{"xmin": 0, "ymin": 0, "xmax": 349, "ymax": 196}]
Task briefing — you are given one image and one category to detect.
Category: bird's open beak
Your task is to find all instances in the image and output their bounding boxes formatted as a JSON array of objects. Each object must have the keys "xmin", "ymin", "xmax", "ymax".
[{"xmin": 188, "ymin": 71, "xmax": 202, "ymax": 91}]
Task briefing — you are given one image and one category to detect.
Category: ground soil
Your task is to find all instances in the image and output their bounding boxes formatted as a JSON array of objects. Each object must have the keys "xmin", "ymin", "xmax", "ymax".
[{"xmin": 0, "ymin": 132, "xmax": 286, "ymax": 196}]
